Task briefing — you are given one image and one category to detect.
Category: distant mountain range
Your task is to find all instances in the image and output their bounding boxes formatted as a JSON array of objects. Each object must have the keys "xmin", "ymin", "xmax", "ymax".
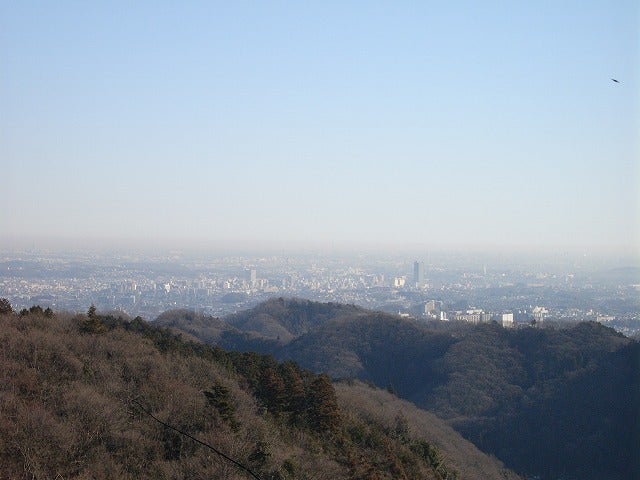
[{"xmin": 156, "ymin": 297, "xmax": 640, "ymax": 480}]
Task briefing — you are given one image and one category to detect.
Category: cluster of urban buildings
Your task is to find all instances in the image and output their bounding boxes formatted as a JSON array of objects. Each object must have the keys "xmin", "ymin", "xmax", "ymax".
[
  {"xmin": 417, "ymin": 301, "xmax": 516, "ymax": 328},
  {"xmin": 0, "ymin": 251, "xmax": 637, "ymax": 336}
]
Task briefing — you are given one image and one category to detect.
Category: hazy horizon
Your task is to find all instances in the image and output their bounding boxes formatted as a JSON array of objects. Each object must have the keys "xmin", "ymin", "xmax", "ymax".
[
  {"xmin": 2, "ymin": 234, "xmax": 639, "ymax": 266},
  {"xmin": 2, "ymin": 2, "xmax": 638, "ymax": 257}
]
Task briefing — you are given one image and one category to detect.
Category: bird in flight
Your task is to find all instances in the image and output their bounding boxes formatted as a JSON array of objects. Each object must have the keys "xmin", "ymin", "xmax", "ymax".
[{"xmin": 611, "ymin": 78, "xmax": 620, "ymax": 83}]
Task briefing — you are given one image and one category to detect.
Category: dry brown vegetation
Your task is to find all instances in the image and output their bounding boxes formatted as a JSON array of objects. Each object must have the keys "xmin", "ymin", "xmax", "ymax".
[
  {"xmin": 0, "ymin": 307, "xmax": 521, "ymax": 479},
  {"xmin": 0, "ymin": 311, "xmax": 346, "ymax": 479},
  {"xmin": 163, "ymin": 298, "xmax": 638, "ymax": 480},
  {"xmin": 335, "ymin": 382, "xmax": 519, "ymax": 480}
]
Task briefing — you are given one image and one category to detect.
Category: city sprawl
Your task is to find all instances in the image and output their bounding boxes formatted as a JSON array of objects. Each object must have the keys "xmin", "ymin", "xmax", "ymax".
[{"xmin": 1, "ymin": 249, "xmax": 638, "ymax": 336}]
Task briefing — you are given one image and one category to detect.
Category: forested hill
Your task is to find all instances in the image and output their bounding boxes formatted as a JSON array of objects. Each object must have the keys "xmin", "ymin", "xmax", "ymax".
[
  {"xmin": 157, "ymin": 298, "xmax": 640, "ymax": 480},
  {"xmin": 224, "ymin": 297, "xmax": 367, "ymax": 342},
  {"xmin": 0, "ymin": 305, "xmax": 520, "ymax": 480},
  {"xmin": 154, "ymin": 298, "xmax": 367, "ymax": 354}
]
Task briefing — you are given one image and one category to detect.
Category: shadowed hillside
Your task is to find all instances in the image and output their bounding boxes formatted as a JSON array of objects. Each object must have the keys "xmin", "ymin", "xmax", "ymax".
[
  {"xmin": 158, "ymin": 298, "xmax": 640, "ymax": 480},
  {"xmin": 335, "ymin": 381, "xmax": 517, "ymax": 480},
  {"xmin": 0, "ymin": 304, "xmax": 520, "ymax": 479},
  {"xmin": 282, "ymin": 312, "xmax": 454, "ymax": 390},
  {"xmin": 225, "ymin": 297, "xmax": 366, "ymax": 342}
]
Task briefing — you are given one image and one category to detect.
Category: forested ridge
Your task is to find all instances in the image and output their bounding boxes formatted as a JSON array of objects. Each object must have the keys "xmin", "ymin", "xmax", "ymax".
[
  {"xmin": 157, "ymin": 297, "xmax": 640, "ymax": 480},
  {"xmin": 0, "ymin": 302, "xmax": 518, "ymax": 480}
]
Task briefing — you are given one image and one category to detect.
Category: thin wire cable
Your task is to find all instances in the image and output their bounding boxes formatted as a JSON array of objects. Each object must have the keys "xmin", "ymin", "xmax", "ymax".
[{"xmin": 131, "ymin": 399, "xmax": 263, "ymax": 480}]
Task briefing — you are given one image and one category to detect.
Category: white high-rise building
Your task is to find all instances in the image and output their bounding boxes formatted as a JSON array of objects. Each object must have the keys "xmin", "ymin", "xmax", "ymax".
[
  {"xmin": 500, "ymin": 313, "xmax": 514, "ymax": 328},
  {"xmin": 245, "ymin": 268, "xmax": 257, "ymax": 287},
  {"xmin": 413, "ymin": 261, "xmax": 425, "ymax": 287}
]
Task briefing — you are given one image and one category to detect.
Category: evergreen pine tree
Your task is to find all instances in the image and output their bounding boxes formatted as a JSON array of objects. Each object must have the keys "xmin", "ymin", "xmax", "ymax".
[{"xmin": 308, "ymin": 374, "xmax": 340, "ymax": 432}]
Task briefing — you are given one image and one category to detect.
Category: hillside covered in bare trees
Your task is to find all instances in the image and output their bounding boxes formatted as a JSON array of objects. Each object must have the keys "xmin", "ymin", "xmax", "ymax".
[
  {"xmin": 0, "ymin": 302, "xmax": 518, "ymax": 480},
  {"xmin": 157, "ymin": 297, "xmax": 640, "ymax": 480}
]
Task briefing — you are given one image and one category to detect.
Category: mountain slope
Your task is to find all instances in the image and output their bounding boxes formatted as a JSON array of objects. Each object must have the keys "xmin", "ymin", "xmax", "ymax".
[
  {"xmin": 159, "ymin": 298, "xmax": 639, "ymax": 480},
  {"xmin": 224, "ymin": 297, "xmax": 366, "ymax": 342},
  {"xmin": 0, "ymin": 307, "xmax": 520, "ymax": 480},
  {"xmin": 282, "ymin": 312, "xmax": 453, "ymax": 397},
  {"xmin": 336, "ymin": 381, "xmax": 517, "ymax": 480},
  {"xmin": 289, "ymin": 315, "xmax": 639, "ymax": 480}
]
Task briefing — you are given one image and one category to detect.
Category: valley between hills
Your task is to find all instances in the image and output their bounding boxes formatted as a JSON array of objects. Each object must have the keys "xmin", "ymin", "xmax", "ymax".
[{"xmin": 1, "ymin": 298, "xmax": 638, "ymax": 480}]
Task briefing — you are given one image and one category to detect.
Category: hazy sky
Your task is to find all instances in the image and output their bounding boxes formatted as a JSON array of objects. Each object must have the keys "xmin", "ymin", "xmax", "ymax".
[{"xmin": 2, "ymin": 2, "xmax": 638, "ymax": 255}]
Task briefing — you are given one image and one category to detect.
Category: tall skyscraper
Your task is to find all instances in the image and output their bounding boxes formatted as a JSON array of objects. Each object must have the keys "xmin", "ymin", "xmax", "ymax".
[
  {"xmin": 245, "ymin": 268, "xmax": 257, "ymax": 287},
  {"xmin": 413, "ymin": 261, "xmax": 425, "ymax": 287}
]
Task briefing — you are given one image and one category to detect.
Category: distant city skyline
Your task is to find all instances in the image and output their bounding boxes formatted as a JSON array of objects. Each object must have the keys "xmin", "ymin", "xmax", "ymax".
[
  {"xmin": 2, "ymin": 2, "xmax": 638, "ymax": 256},
  {"xmin": 1, "ymin": 248, "xmax": 638, "ymax": 337}
]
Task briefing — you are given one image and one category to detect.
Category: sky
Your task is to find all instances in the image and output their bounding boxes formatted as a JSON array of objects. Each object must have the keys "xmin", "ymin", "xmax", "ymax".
[{"xmin": 1, "ymin": 1, "xmax": 638, "ymax": 256}]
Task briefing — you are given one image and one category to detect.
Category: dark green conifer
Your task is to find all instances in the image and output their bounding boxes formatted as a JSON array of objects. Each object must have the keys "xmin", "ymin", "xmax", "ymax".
[
  {"xmin": 280, "ymin": 361, "xmax": 306, "ymax": 420},
  {"xmin": 259, "ymin": 367, "xmax": 287, "ymax": 414},
  {"xmin": 308, "ymin": 374, "xmax": 341, "ymax": 432},
  {"xmin": 0, "ymin": 298, "xmax": 12, "ymax": 315}
]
